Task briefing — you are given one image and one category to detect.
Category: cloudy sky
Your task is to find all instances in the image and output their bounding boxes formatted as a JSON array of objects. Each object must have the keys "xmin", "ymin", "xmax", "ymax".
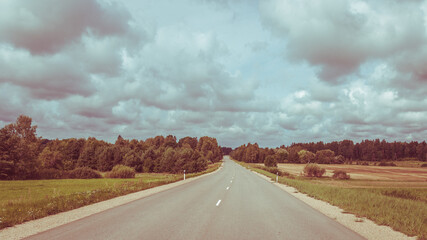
[{"xmin": 1, "ymin": 0, "xmax": 427, "ymax": 147}]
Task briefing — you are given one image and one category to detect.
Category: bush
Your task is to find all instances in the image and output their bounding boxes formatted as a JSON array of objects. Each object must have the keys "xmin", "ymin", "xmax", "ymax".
[
  {"xmin": 378, "ymin": 162, "xmax": 396, "ymax": 166},
  {"xmin": 264, "ymin": 155, "xmax": 277, "ymax": 167},
  {"xmin": 69, "ymin": 167, "xmax": 102, "ymax": 179},
  {"xmin": 106, "ymin": 165, "xmax": 136, "ymax": 178},
  {"xmin": 421, "ymin": 163, "xmax": 427, "ymax": 168},
  {"xmin": 303, "ymin": 164, "xmax": 325, "ymax": 177},
  {"xmin": 332, "ymin": 170, "xmax": 350, "ymax": 180},
  {"xmin": 257, "ymin": 166, "xmax": 290, "ymax": 177}
]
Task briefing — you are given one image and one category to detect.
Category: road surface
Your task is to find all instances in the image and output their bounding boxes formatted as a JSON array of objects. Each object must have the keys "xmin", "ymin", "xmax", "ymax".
[{"xmin": 26, "ymin": 156, "xmax": 365, "ymax": 240}]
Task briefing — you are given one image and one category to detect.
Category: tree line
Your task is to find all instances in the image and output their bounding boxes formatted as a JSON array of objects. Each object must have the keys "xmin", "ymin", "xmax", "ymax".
[
  {"xmin": 0, "ymin": 115, "xmax": 223, "ymax": 180},
  {"xmin": 230, "ymin": 139, "xmax": 427, "ymax": 165}
]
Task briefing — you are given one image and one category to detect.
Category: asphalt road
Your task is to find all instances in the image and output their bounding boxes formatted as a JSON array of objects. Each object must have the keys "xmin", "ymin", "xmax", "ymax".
[{"xmin": 26, "ymin": 156, "xmax": 365, "ymax": 240}]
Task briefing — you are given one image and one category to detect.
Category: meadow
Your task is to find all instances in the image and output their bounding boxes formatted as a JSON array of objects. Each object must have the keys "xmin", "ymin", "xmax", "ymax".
[
  {"xmin": 275, "ymin": 162, "xmax": 427, "ymax": 181},
  {"xmin": 240, "ymin": 161, "xmax": 427, "ymax": 240},
  {"xmin": 0, "ymin": 162, "xmax": 221, "ymax": 229}
]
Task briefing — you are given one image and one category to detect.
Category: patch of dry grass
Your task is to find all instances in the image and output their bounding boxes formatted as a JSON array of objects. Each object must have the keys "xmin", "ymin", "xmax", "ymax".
[{"xmin": 276, "ymin": 163, "xmax": 427, "ymax": 181}]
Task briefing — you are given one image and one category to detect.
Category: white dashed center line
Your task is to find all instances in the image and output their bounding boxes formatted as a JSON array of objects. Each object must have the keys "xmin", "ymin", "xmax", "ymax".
[
  {"xmin": 226, "ymin": 187, "xmax": 230, "ymax": 190},
  {"xmin": 216, "ymin": 200, "xmax": 222, "ymax": 206}
]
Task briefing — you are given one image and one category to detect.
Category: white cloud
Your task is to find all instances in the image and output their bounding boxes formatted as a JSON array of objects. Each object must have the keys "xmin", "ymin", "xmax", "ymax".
[
  {"xmin": 0, "ymin": 0, "xmax": 426, "ymax": 148},
  {"xmin": 259, "ymin": 0, "xmax": 426, "ymax": 82}
]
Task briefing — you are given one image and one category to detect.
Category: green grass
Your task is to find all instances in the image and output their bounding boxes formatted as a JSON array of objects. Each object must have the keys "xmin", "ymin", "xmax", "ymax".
[
  {"xmin": 237, "ymin": 161, "xmax": 427, "ymax": 240},
  {"xmin": 0, "ymin": 162, "xmax": 221, "ymax": 229}
]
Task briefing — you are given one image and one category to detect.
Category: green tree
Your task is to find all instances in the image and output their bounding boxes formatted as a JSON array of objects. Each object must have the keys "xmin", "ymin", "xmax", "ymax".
[
  {"xmin": 315, "ymin": 149, "xmax": 335, "ymax": 164},
  {"xmin": 288, "ymin": 147, "xmax": 301, "ymax": 163},
  {"xmin": 38, "ymin": 147, "xmax": 63, "ymax": 169},
  {"xmin": 123, "ymin": 149, "xmax": 142, "ymax": 171},
  {"xmin": 0, "ymin": 115, "xmax": 40, "ymax": 179},
  {"xmin": 77, "ymin": 137, "xmax": 104, "ymax": 169},
  {"xmin": 298, "ymin": 150, "xmax": 315, "ymax": 164},
  {"xmin": 275, "ymin": 148, "xmax": 289, "ymax": 163},
  {"xmin": 159, "ymin": 147, "xmax": 176, "ymax": 172}
]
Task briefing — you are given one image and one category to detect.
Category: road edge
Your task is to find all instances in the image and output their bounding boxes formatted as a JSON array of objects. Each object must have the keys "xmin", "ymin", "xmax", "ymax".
[
  {"xmin": 0, "ymin": 162, "xmax": 224, "ymax": 240},
  {"xmin": 248, "ymin": 169, "xmax": 416, "ymax": 240}
]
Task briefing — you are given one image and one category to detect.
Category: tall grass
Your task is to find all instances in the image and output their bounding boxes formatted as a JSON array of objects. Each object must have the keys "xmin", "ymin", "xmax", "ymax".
[
  {"xmin": 0, "ymin": 162, "xmax": 221, "ymax": 229},
  {"xmin": 240, "ymin": 161, "xmax": 427, "ymax": 240}
]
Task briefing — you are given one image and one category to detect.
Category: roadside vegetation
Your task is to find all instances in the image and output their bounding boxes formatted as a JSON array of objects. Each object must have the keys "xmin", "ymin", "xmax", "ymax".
[
  {"xmin": 230, "ymin": 140, "xmax": 427, "ymax": 165},
  {"xmin": 0, "ymin": 162, "xmax": 221, "ymax": 229},
  {"xmin": 236, "ymin": 160, "xmax": 427, "ymax": 239},
  {"xmin": 0, "ymin": 115, "xmax": 223, "ymax": 180}
]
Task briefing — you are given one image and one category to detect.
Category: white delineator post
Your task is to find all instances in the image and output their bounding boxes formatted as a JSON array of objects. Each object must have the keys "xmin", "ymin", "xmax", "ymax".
[
  {"xmin": 184, "ymin": 170, "xmax": 186, "ymax": 180},
  {"xmin": 276, "ymin": 172, "xmax": 278, "ymax": 183}
]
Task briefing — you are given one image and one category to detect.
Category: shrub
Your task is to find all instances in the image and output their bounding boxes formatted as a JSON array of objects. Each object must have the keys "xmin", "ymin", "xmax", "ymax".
[
  {"xmin": 264, "ymin": 155, "xmax": 277, "ymax": 167},
  {"xmin": 69, "ymin": 167, "xmax": 102, "ymax": 179},
  {"xmin": 332, "ymin": 170, "xmax": 350, "ymax": 180},
  {"xmin": 303, "ymin": 164, "xmax": 326, "ymax": 177},
  {"xmin": 257, "ymin": 166, "xmax": 290, "ymax": 177},
  {"xmin": 106, "ymin": 165, "xmax": 136, "ymax": 178},
  {"xmin": 421, "ymin": 163, "xmax": 427, "ymax": 168},
  {"xmin": 378, "ymin": 162, "xmax": 396, "ymax": 167}
]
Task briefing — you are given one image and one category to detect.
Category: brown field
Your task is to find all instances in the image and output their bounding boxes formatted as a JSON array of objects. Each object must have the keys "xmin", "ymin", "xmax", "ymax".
[{"xmin": 272, "ymin": 163, "xmax": 427, "ymax": 188}]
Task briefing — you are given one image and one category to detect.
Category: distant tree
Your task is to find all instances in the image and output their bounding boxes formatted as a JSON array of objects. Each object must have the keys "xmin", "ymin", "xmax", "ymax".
[
  {"xmin": 77, "ymin": 137, "xmax": 105, "ymax": 170},
  {"xmin": 163, "ymin": 135, "xmax": 177, "ymax": 148},
  {"xmin": 0, "ymin": 115, "xmax": 40, "ymax": 179},
  {"xmin": 38, "ymin": 147, "xmax": 63, "ymax": 169},
  {"xmin": 0, "ymin": 126, "xmax": 18, "ymax": 179},
  {"xmin": 159, "ymin": 147, "xmax": 176, "ymax": 172},
  {"xmin": 115, "ymin": 135, "xmax": 127, "ymax": 146},
  {"xmin": 97, "ymin": 146, "xmax": 120, "ymax": 172},
  {"xmin": 416, "ymin": 142, "xmax": 427, "ymax": 161},
  {"xmin": 174, "ymin": 147, "xmax": 193, "ymax": 173},
  {"xmin": 315, "ymin": 149, "xmax": 335, "ymax": 164},
  {"xmin": 298, "ymin": 150, "xmax": 315, "ymax": 164},
  {"xmin": 178, "ymin": 136, "xmax": 198, "ymax": 149},
  {"xmin": 142, "ymin": 146, "xmax": 156, "ymax": 172},
  {"xmin": 333, "ymin": 155, "xmax": 345, "ymax": 164},
  {"xmin": 197, "ymin": 136, "xmax": 222, "ymax": 162},
  {"xmin": 241, "ymin": 143, "xmax": 261, "ymax": 163},
  {"xmin": 288, "ymin": 147, "xmax": 301, "ymax": 163},
  {"xmin": 221, "ymin": 147, "xmax": 233, "ymax": 155},
  {"xmin": 123, "ymin": 149, "xmax": 142, "ymax": 171},
  {"xmin": 275, "ymin": 149, "xmax": 289, "ymax": 163}
]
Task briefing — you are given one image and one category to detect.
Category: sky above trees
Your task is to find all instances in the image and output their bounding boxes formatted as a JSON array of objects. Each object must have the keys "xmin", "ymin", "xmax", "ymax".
[{"xmin": 0, "ymin": 0, "xmax": 426, "ymax": 147}]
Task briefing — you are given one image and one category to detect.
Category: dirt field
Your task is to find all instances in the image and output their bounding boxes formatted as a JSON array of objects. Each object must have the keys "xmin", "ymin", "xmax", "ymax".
[{"xmin": 276, "ymin": 163, "xmax": 427, "ymax": 182}]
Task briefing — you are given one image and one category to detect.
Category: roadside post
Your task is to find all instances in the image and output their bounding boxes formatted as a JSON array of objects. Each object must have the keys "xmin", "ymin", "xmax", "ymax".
[
  {"xmin": 184, "ymin": 170, "xmax": 186, "ymax": 180},
  {"xmin": 276, "ymin": 172, "xmax": 278, "ymax": 183}
]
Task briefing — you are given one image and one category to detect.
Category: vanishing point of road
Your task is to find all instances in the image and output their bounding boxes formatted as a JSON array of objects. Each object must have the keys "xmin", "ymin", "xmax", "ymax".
[{"xmin": 26, "ymin": 156, "xmax": 365, "ymax": 240}]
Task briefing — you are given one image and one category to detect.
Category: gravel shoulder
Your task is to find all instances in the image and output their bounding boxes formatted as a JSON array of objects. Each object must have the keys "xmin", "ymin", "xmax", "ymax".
[
  {"xmin": 251, "ymin": 170, "xmax": 416, "ymax": 240},
  {"xmin": 0, "ymin": 164, "xmax": 223, "ymax": 240}
]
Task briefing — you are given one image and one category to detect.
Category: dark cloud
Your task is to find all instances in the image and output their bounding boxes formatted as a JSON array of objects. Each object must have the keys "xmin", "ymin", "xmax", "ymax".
[
  {"xmin": 0, "ymin": 48, "xmax": 95, "ymax": 99},
  {"xmin": 0, "ymin": 0, "xmax": 131, "ymax": 54},
  {"xmin": 0, "ymin": 0, "xmax": 143, "ymax": 101}
]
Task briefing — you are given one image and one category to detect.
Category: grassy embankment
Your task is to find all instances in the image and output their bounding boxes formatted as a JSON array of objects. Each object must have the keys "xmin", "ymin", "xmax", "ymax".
[
  {"xmin": 0, "ymin": 162, "xmax": 221, "ymax": 229},
  {"xmin": 236, "ymin": 161, "xmax": 427, "ymax": 240}
]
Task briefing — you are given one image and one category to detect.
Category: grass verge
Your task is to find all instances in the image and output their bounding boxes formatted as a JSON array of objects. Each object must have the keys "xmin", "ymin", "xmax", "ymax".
[
  {"xmin": 237, "ymin": 161, "xmax": 427, "ymax": 240},
  {"xmin": 0, "ymin": 162, "xmax": 221, "ymax": 229}
]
